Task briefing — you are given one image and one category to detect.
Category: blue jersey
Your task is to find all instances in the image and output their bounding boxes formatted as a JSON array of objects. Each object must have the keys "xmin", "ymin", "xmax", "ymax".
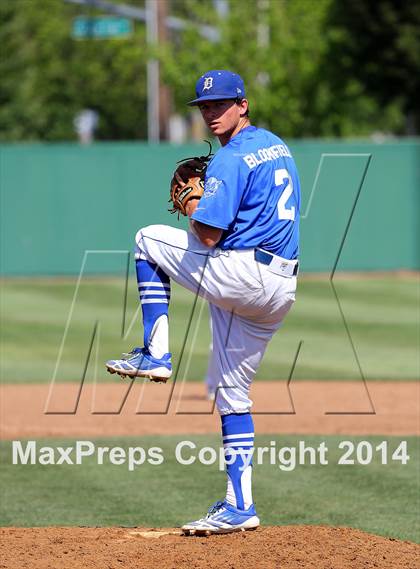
[{"xmin": 191, "ymin": 126, "xmax": 300, "ymax": 259}]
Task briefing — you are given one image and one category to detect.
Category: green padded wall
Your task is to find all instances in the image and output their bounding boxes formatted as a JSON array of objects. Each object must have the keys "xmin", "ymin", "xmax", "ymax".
[{"xmin": 1, "ymin": 140, "xmax": 418, "ymax": 275}]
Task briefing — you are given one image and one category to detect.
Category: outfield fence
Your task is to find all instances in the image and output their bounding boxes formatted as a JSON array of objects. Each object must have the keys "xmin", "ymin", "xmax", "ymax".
[{"xmin": 1, "ymin": 139, "xmax": 418, "ymax": 275}]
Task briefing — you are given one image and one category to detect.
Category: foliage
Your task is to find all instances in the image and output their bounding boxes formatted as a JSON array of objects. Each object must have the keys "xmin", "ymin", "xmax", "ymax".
[
  {"xmin": 324, "ymin": 0, "xmax": 420, "ymax": 135},
  {"xmin": 163, "ymin": 0, "xmax": 334, "ymax": 138},
  {"xmin": 0, "ymin": 0, "xmax": 148, "ymax": 141},
  {"xmin": 0, "ymin": 0, "xmax": 417, "ymax": 140}
]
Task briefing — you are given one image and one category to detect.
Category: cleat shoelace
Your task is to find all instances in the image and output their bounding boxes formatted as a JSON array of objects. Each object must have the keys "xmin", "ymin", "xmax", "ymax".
[
  {"xmin": 121, "ymin": 347, "xmax": 144, "ymax": 360},
  {"xmin": 206, "ymin": 501, "xmax": 225, "ymax": 518}
]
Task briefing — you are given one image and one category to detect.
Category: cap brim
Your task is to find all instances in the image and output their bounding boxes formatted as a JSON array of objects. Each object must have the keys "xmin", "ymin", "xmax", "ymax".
[{"xmin": 187, "ymin": 94, "xmax": 239, "ymax": 106}]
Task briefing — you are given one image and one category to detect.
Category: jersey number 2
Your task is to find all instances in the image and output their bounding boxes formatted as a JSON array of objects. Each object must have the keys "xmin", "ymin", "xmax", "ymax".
[{"xmin": 275, "ymin": 168, "xmax": 295, "ymax": 221}]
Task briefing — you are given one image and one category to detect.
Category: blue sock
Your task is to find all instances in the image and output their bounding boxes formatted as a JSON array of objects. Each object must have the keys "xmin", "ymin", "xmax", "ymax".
[
  {"xmin": 135, "ymin": 259, "xmax": 170, "ymax": 356},
  {"xmin": 222, "ymin": 413, "xmax": 254, "ymax": 510}
]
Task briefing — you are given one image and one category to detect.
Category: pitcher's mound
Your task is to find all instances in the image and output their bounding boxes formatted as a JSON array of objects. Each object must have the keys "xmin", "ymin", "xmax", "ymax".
[{"xmin": 1, "ymin": 525, "xmax": 418, "ymax": 568}]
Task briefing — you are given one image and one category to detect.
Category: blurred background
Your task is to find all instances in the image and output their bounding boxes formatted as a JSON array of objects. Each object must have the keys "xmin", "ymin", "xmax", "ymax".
[
  {"xmin": 1, "ymin": 0, "xmax": 419, "ymax": 383},
  {"xmin": 1, "ymin": 0, "xmax": 419, "ymax": 142}
]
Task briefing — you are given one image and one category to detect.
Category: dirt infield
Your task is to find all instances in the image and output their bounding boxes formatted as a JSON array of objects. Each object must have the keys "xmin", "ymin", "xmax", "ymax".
[
  {"xmin": 1, "ymin": 380, "xmax": 418, "ymax": 439},
  {"xmin": 1, "ymin": 526, "xmax": 418, "ymax": 569}
]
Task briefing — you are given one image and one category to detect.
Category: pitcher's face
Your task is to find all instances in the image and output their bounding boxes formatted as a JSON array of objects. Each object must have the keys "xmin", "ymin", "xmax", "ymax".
[{"xmin": 198, "ymin": 99, "xmax": 249, "ymax": 143}]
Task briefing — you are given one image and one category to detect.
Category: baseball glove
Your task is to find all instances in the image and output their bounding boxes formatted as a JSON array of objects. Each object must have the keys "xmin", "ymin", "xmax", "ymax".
[{"xmin": 169, "ymin": 141, "xmax": 213, "ymax": 217}]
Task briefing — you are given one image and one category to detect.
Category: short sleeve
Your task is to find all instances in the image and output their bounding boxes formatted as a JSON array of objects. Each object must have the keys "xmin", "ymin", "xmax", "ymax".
[{"xmin": 191, "ymin": 150, "xmax": 248, "ymax": 230}]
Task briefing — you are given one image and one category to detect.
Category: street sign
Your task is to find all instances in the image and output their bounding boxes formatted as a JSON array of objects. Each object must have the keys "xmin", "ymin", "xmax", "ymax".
[{"xmin": 72, "ymin": 16, "xmax": 133, "ymax": 39}]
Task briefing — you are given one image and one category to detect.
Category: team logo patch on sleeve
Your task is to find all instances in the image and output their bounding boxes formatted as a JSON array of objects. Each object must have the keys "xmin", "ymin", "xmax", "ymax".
[{"xmin": 204, "ymin": 177, "xmax": 222, "ymax": 198}]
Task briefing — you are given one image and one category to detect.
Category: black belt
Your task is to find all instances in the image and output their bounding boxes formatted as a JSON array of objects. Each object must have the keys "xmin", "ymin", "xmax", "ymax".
[{"xmin": 254, "ymin": 249, "xmax": 299, "ymax": 276}]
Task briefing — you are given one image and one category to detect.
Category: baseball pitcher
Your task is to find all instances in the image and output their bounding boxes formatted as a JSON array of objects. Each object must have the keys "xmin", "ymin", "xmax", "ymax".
[{"xmin": 106, "ymin": 70, "xmax": 300, "ymax": 535}]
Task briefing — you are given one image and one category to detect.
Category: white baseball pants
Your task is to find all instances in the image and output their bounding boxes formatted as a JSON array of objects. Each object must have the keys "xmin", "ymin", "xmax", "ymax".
[{"xmin": 135, "ymin": 224, "xmax": 296, "ymax": 415}]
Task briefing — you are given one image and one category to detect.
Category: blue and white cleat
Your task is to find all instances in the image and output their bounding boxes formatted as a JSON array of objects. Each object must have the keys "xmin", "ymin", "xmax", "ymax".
[
  {"xmin": 181, "ymin": 500, "xmax": 260, "ymax": 536},
  {"xmin": 106, "ymin": 347, "xmax": 172, "ymax": 383}
]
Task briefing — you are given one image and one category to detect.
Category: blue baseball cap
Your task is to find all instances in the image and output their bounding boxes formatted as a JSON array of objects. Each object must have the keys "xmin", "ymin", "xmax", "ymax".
[{"xmin": 188, "ymin": 70, "xmax": 246, "ymax": 106}]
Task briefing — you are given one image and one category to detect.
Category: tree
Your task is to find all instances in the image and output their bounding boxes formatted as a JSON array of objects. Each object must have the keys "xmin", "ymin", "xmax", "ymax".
[
  {"xmin": 324, "ymin": 0, "xmax": 420, "ymax": 134},
  {"xmin": 162, "ymin": 0, "xmax": 408, "ymax": 137},
  {"xmin": 162, "ymin": 0, "xmax": 334, "ymax": 138},
  {"xmin": 0, "ymin": 0, "xmax": 416, "ymax": 140},
  {"xmin": 0, "ymin": 0, "xmax": 149, "ymax": 141}
]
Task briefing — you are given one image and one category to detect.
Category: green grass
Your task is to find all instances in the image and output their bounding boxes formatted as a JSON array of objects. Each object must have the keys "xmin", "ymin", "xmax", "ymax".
[
  {"xmin": 0, "ymin": 435, "xmax": 418, "ymax": 542},
  {"xmin": 1, "ymin": 275, "xmax": 419, "ymax": 383}
]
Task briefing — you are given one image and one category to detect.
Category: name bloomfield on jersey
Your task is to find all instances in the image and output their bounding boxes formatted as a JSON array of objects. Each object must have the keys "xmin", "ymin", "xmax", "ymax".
[
  {"xmin": 192, "ymin": 125, "xmax": 299, "ymax": 258},
  {"xmin": 242, "ymin": 144, "xmax": 292, "ymax": 169}
]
